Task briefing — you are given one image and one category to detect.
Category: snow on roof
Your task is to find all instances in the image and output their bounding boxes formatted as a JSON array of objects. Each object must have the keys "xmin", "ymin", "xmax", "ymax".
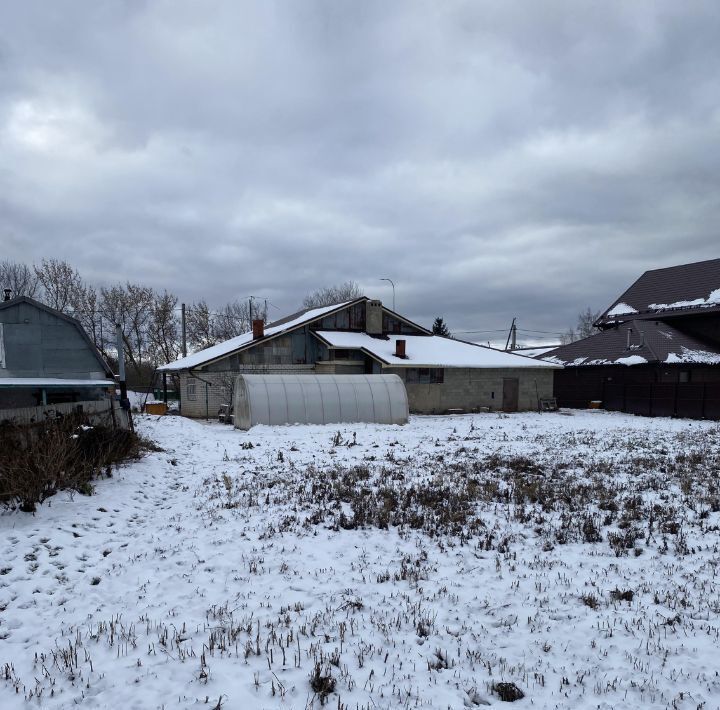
[
  {"xmin": 0, "ymin": 378, "xmax": 114, "ymax": 387},
  {"xmin": 316, "ymin": 332, "xmax": 559, "ymax": 368},
  {"xmin": 665, "ymin": 346, "xmax": 720, "ymax": 365},
  {"xmin": 541, "ymin": 319, "xmax": 720, "ymax": 367},
  {"xmin": 606, "ymin": 303, "xmax": 638, "ymax": 317},
  {"xmin": 597, "ymin": 258, "xmax": 720, "ymax": 323},
  {"xmin": 648, "ymin": 289, "xmax": 720, "ymax": 311},
  {"xmin": 614, "ymin": 355, "xmax": 649, "ymax": 366},
  {"xmin": 158, "ymin": 301, "xmax": 356, "ymax": 372}
]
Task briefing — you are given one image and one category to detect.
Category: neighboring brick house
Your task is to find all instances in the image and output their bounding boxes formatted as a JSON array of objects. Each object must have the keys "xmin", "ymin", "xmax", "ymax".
[{"xmin": 159, "ymin": 297, "xmax": 558, "ymax": 417}]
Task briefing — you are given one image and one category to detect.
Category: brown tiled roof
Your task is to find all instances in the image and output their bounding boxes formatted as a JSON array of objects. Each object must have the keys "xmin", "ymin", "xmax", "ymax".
[
  {"xmin": 597, "ymin": 257, "xmax": 720, "ymax": 325},
  {"xmin": 541, "ymin": 319, "xmax": 720, "ymax": 367}
]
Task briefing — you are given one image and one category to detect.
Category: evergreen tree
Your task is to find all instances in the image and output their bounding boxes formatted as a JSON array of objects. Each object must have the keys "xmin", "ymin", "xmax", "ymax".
[{"xmin": 432, "ymin": 317, "xmax": 451, "ymax": 337}]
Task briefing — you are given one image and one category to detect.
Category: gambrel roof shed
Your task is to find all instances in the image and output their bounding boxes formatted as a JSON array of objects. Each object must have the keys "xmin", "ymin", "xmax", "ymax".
[{"xmin": 0, "ymin": 296, "xmax": 114, "ymax": 383}]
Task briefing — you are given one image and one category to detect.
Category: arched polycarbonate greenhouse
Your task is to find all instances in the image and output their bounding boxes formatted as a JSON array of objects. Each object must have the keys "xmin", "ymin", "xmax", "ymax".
[{"xmin": 233, "ymin": 374, "xmax": 409, "ymax": 429}]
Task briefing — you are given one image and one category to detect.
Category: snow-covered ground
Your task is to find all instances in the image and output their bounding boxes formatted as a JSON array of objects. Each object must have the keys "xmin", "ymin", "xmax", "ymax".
[{"xmin": 1, "ymin": 410, "xmax": 720, "ymax": 709}]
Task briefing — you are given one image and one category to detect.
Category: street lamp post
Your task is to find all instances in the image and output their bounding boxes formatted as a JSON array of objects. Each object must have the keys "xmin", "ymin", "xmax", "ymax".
[{"xmin": 380, "ymin": 278, "xmax": 395, "ymax": 311}]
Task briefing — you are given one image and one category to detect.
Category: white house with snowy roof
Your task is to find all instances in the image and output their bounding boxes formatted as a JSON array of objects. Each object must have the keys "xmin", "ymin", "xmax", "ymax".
[{"xmin": 159, "ymin": 297, "xmax": 558, "ymax": 417}]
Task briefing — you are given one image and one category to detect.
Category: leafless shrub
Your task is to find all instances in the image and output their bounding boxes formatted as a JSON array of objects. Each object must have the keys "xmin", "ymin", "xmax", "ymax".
[
  {"xmin": 609, "ymin": 588, "xmax": 634, "ymax": 603},
  {"xmin": 0, "ymin": 416, "xmax": 153, "ymax": 512},
  {"xmin": 492, "ymin": 681, "xmax": 525, "ymax": 701},
  {"xmin": 581, "ymin": 593, "xmax": 600, "ymax": 609},
  {"xmin": 309, "ymin": 662, "xmax": 336, "ymax": 703}
]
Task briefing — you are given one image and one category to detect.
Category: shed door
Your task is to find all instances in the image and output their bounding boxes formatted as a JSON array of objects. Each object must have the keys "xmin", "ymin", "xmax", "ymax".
[{"xmin": 502, "ymin": 378, "xmax": 519, "ymax": 412}]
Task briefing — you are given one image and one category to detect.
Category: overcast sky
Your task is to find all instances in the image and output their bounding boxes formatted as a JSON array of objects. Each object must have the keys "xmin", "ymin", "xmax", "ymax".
[{"xmin": 1, "ymin": 1, "xmax": 719, "ymax": 344}]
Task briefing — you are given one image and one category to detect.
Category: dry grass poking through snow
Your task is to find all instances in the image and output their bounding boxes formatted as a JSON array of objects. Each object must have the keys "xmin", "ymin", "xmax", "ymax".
[{"xmin": 1, "ymin": 411, "xmax": 720, "ymax": 709}]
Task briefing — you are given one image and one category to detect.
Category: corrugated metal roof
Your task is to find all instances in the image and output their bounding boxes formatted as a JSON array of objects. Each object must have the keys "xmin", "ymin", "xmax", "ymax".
[
  {"xmin": 541, "ymin": 320, "xmax": 720, "ymax": 367},
  {"xmin": 597, "ymin": 257, "xmax": 720, "ymax": 324},
  {"xmin": 0, "ymin": 296, "xmax": 114, "ymax": 378}
]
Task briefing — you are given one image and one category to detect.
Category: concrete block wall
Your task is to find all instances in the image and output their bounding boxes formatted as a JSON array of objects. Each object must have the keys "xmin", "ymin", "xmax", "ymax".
[
  {"xmin": 315, "ymin": 361, "xmax": 366, "ymax": 375},
  {"xmin": 179, "ymin": 365, "xmax": 315, "ymax": 418},
  {"xmin": 384, "ymin": 367, "xmax": 555, "ymax": 414},
  {"xmin": 179, "ymin": 365, "xmax": 555, "ymax": 418}
]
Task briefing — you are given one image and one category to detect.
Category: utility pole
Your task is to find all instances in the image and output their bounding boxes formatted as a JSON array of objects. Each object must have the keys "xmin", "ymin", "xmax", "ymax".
[
  {"xmin": 116, "ymin": 322, "xmax": 128, "ymax": 408},
  {"xmin": 504, "ymin": 317, "xmax": 517, "ymax": 351},
  {"xmin": 249, "ymin": 297, "xmax": 253, "ymax": 322},
  {"xmin": 181, "ymin": 303, "xmax": 187, "ymax": 357}
]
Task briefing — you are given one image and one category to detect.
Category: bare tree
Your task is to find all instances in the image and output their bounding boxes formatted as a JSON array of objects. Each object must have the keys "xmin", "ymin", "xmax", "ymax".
[
  {"xmin": 149, "ymin": 291, "xmax": 181, "ymax": 365},
  {"xmin": 34, "ymin": 258, "xmax": 84, "ymax": 314},
  {"xmin": 72, "ymin": 284, "xmax": 102, "ymax": 351},
  {"xmin": 186, "ymin": 300, "xmax": 215, "ymax": 350},
  {"xmin": 560, "ymin": 327, "xmax": 577, "ymax": 345},
  {"xmin": 0, "ymin": 260, "xmax": 39, "ymax": 298},
  {"xmin": 561, "ymin": 307, "xmax": 601, "ymax": 344},
  {"xmin": 99, "ymin": 283, "xmax": 155, "ymax": 377},
  {"xmin": 214, "ymin": 300, "xmax": 253, "ymax": 342},
  {"xmin": 302, "ymin": 280, "xmax": 362, "ymax": 309},
  {"xmin": 577, "ymin": 307, "xmax": 601, "ymax": 339},
  {"xmin": 185, "ymin": 299, "xmax": 268, "ymax": 351}
]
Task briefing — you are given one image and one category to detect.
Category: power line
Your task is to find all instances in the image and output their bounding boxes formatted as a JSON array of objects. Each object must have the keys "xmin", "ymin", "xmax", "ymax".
[
  {"xmin": 517, "ymin": 328, "xmax": 565, "ymax": 335},
  {"xmin": 454, "ymin": 328, "xmax": 509, "ymax": 334}
]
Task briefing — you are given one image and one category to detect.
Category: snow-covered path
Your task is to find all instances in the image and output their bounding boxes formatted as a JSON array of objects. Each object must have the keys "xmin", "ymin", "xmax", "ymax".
[{"xmin": 1, "ymin": 411, "xmax": 720, "ymax": 709}]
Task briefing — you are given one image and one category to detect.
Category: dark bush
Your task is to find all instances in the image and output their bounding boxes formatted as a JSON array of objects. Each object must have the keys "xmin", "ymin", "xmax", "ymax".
[
  {"xmin": 0, "ymin": 415, "xmax": 154, "ymax": 512},
  {"xmin": 493, "ymin": 682, "xmax": 525, "ymax": 701},
  {"xmin": 609, "ymin": 588, "xmax": 634, "ymax": 602},
  {"xmin": 309, "ymin": 663, "xmax": 335, "ymax": 704}
]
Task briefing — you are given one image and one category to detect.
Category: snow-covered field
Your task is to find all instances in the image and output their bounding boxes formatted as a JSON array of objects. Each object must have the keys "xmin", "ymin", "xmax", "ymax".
[{"xmin": 2, "ymin": 410, "xmax": 720, "ymax": 709}]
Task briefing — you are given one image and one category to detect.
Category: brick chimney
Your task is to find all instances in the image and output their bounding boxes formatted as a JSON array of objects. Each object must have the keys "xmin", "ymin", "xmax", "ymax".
[
  {"xmin": 395, "ymin": 339, "xmax": 406, "ymax": 358},
  {"xmin": 366, "ymin": 299, "xmax": 382, "ymax": 335},
  {"xmin": 3, "ymin": 288, "xmax": 11, "ymax": 302},
  {"xmin": 252, "ymin": 319, "xmax": 265, "ymax": 340}
]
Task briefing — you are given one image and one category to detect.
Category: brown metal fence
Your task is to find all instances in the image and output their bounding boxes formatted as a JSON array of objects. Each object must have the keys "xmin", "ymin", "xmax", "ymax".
[{"xmin": 603, "ymin": 382, "xmax": 720, "ymax": 420}]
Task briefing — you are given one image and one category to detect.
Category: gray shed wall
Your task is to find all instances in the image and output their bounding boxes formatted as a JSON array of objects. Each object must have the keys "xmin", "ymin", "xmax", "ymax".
[{"xmin": 0, "ymin": 301, "xmax": 107, "ymax": 380}]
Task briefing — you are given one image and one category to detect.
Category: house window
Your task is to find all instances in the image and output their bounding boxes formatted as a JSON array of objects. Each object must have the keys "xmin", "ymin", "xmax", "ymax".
[
  {"xmin": 186, "ymin": 377, "xmax": 197, "ymax": 401},
  {"xmin": 679, "ymin": 371, "xmax": 691, "ymax": 383},
  {"xmin": 405, "ymin": 367, "xmax": 444, "ymax": 384}
]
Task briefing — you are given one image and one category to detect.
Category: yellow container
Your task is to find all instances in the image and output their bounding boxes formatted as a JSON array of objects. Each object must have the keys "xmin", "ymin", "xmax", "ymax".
[{"xmin": 145, "ymin": 402, "xmax": 168, "ymax": 415}]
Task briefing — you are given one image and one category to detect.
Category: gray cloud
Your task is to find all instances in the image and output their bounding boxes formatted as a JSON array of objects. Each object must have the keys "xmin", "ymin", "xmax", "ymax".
[{"xmin": 1, "ymin": 0, "xmax": 719, "ymax": 345}]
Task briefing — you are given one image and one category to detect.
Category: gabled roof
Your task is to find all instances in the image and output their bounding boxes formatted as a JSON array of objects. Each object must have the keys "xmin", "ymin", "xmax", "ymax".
[
  {"xmin": 315, "ymin": 331, "xmax": 559, "ymax": 368},
  {"xmin": 596, "ymin": 257, "xmax": 720, "ymax": 325},
  {"xmin": 158, "ymin": 298, "xmax": 365, "ymax": 372},
  {"xmin": 0, "ymin": 296, "xmax": 114, "ymax": 378},
  {"xmin": 541, "ymin": 320, "xmax": 720, "ymax": 367}
]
